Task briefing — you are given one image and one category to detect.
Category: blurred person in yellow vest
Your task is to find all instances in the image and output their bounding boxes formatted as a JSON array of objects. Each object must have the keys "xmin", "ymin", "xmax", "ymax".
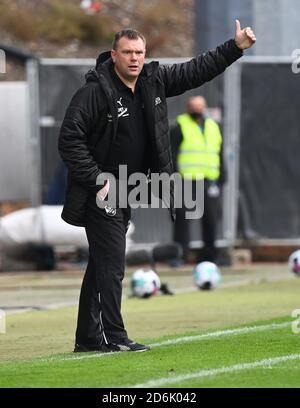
[{"xmin": 171, "ymin": 96, "xmax": 226, "ymax": 264}]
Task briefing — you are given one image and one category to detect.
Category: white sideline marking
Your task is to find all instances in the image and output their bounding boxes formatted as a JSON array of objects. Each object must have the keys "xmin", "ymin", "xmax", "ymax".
[
  {"xmin": 132, "ymin": 353, "xmax": 300, "ymax": 388},
  {"xmin": 47, "ymin": 321, "xmax": 290, "ymax": 363},
  {"xmin": 150, "ymin": 321, "xmax": 290, "ymax": 348},
  {"xmin": 5, "ymin": 301, "xmax": 77, "ymax": 315}
]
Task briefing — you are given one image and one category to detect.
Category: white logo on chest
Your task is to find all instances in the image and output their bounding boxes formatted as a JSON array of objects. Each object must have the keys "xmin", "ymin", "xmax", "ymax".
[{"xmin": 117, "ymin": 97, "xmax": 129, "ymax": 118}]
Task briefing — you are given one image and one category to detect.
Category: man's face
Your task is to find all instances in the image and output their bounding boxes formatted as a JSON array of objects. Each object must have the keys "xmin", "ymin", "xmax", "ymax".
[
  {"xmin": 111, "ymin": 37, "xmax": 146, "ymax": 81},
  {"xmin": 187, "ymin": 97, "xmax": 207, "ymax": 121},
  {"xmin": 187, "ymin": 97, "xmax": 207, "ymax": 115}
]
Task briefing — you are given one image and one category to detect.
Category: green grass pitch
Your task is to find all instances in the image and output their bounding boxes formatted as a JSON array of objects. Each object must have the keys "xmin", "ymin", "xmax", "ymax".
[{"xmin": 0, "ymin": 270, "xmax": 300, "ymax": 388}]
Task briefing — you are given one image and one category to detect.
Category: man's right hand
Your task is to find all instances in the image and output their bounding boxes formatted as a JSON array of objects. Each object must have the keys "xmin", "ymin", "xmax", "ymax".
[{"xmin": 235, "ymin": 19, "xmax": 256, "ymax": 50}]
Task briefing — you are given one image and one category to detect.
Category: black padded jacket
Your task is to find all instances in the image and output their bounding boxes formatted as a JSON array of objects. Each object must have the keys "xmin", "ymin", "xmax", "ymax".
[{"xmin": 58, "ymin": 39, "xmax": 243, "ymax": 227}]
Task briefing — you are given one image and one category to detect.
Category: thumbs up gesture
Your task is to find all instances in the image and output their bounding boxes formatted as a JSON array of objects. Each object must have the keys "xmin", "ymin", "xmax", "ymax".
[{"xmin": 235, "ymin": 19, "xmax": 256, "ymax": 50}]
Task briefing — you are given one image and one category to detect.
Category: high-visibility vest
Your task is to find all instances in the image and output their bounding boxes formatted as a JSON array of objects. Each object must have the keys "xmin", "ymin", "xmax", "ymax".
[{"xmin": 177, "ymin": 113, "xmax": 222, "ymax": 180}]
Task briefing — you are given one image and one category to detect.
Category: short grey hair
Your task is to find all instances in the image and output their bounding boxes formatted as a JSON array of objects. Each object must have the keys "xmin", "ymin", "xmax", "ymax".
[{"xmin": 112, "ymin": 29, "xmax": 146, "ymax": 50}]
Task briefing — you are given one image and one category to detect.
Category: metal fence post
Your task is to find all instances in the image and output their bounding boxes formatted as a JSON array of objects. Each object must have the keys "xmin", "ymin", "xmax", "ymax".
[
  {"xmin": 26, "ymin": 59, "xmax": 42, "ymax": 207},
  {"xmin": 223, "ymin": 62, "xmax": 242, "ymax": 245}
]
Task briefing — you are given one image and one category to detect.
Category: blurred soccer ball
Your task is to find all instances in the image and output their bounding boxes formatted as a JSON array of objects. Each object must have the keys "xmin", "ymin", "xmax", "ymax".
[
  {"xmin": 131, "ymin": 268, "xmax": 161, "ymax": 298},
  {"xmin": 193, "ymin": 261, "xmax": 222, "ymax": 290},
  {"xmin": 288, "ymin": 250, "xmax": 300, "ymax": 276}
]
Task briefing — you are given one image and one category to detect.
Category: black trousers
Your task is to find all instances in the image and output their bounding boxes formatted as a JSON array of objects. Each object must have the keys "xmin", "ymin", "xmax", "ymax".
[
  {"xmin": 174, "ymin": 180, "xmax": 220, "ymax": 263},
  {"xmin": 75, "ymin": 196, "xmax": 131, "ymax": 347}
]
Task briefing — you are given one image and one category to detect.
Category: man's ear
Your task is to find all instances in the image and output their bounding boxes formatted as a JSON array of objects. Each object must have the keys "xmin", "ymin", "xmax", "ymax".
[{"xmin": 111, "ymin": 50, "xmax": 116, "ymax": 63}]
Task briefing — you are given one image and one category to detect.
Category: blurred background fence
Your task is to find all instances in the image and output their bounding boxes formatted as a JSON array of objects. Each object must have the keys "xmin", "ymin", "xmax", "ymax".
[
  {"xmin": 1, "ymin": 0, "xmax": 300, "ymax": 263},
  {"xmin": 21, "ymin": 56, "xmax": 300, "ymax": 247}
]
